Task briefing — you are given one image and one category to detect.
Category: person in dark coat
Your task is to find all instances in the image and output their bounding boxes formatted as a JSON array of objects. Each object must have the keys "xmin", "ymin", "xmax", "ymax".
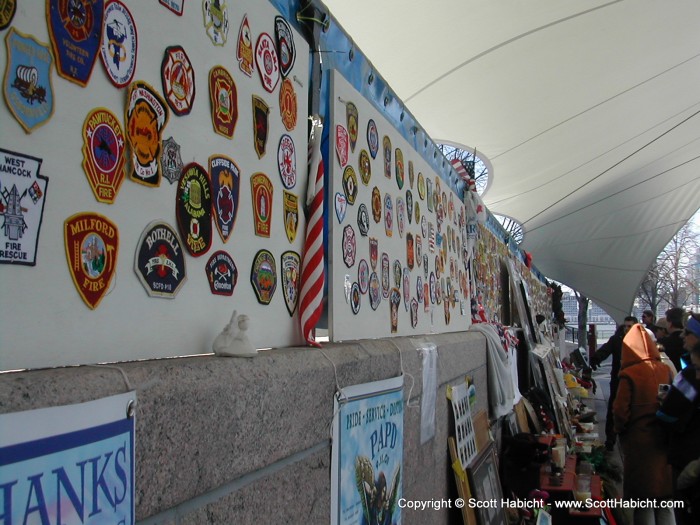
[
  {"xmin": 590, "ymin": 316, "xmax": 637, "ymax": 450},
  {"xmin": 642, "ymin": 309, "xmax": 656, "ymax": 330},
  {"xmin": 613, "ymin": 324, "xmax": 675, "ymax": 524},
  {"xmin": 659, "ymin": 307, "xmax": 687, "ymax": 371}
]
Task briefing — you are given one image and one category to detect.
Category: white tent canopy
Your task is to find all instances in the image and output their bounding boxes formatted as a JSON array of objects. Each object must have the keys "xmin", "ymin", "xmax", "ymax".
[{"xmin": 321, "ymin": 0, "xmax": 700, "ymax": 322}]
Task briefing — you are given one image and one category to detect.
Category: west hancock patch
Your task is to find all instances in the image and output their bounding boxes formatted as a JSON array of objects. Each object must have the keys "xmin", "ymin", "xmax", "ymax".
[
  {"xmin": 161, "ymin": 45, "xmax": 195, "ymax": 116},
  {"xmin": 251, "ymin": 172, "xmax": 273, "ymax": 237},
  {"xmin": 4, "ymin": 28, "xmax": 55, "ymax": 133},
  {"xmin": 280, "ymin": 250, "xmax": 300, "ymax": 316},
  {"xmin": 251, "ymin": 249, "xmax": 276, "ymax": 305},
  {"xmin": 0, "ymin": 148, "xmax": 49, "ymax": 266},
  {"xmin": 48, "ymin": 0, "xmax": 104, "ymax": 86},
  {"xmin": 209, "ymin": 154, "xmax": 240, "ymax": 243},
  {"xmin": 81, "ymin": 107, "xmax": 126, "ymax": 204},
  {"xmin": 176, "ymin": 162, "xmax": 213, "ymax": 257},
  {"xmin": 206, "ymin": 249, "xmax": 237, "ymax": 296},
  {"xmin": 135, "ymin": 220, "xmax": 186, "ymax": 298},
  {"xmin": 64, "ymin": 212, "xmax": 118, "ymax": 309},
  {"xmin": 209, "ymin": 65, "xmax": 238, "ymax": 139},
  {"xmin": 100, "ymin": 0, "xmax": 137, "ymax": 88},
  {"xmin": 125, "ymin": 80, "xmax": 169, "ymax": 187}
]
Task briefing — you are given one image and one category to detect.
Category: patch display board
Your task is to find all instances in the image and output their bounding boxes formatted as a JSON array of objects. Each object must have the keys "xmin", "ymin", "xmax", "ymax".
[
  {"xmin": 328, "ymin": 71, "xmax": 472, "ymax": 340},
  {"xmin": 0, "ymin": 2, "xmax": 308, "ymax": 369}
]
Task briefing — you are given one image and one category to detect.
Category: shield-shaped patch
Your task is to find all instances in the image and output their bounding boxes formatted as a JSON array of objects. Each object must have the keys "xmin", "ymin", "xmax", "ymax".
[
  {"xmin": 134, "ymin": 220, "xmax": 186, "ymax": 299},
  {"xmin": 252, "ymin": 95, "xmax": 269, "ymax": 158},
  {"xmin": 206, "ymin": 250, "xmax": 237, "ymax": 296},
  {"xmin": 81, "ymin": 107, "xmax": 126, "ymax": 204},
  {"xmin": 209, "ymin": 154, "xmax": 240, "ymax": 243},
  {"xmin": 283, "ymin": 190, "xmax": 299, "ymax": 243},
  {"xmin": 280, "ymin": 250, "xmax": 300, "ymax": 316},
  {"xmin": 176, "ymin": 162, "xmax": 212, "ymax": 257},
  {"xmin": 251, "ymin": 249, "xmax": 276, "ymax": 305},
  {"xmin": 251, "ymin": 172, "xmax": 273, "ymax": 237},
  {"xmin": 209, "ymin": 65, "xmax": 238, "ymax": 139}
]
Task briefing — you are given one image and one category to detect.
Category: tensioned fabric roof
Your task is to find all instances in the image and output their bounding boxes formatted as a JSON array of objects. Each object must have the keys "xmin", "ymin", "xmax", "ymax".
[{"xmin": 321, "ymin": 0, "xmax": 700, "ymax": 322}]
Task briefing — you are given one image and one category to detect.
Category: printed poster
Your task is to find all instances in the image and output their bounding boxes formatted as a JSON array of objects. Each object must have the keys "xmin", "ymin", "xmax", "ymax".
[
  {"xmin": 0, "ymin": 392, "xmax": 136, "ymax": 525},
  {"xmin": 331, "ymin": 375, "xmax": 404, "ymax": 525}
]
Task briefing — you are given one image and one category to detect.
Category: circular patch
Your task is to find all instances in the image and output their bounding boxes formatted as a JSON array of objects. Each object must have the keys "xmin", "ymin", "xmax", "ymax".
[
  {"xmin": 277, "ymin": 134, "xmax": 296, "ymax": 188},
  {"xmin": 395, "ymin": 148, "xmax": 404, "ymax": 189},
  {"xmin": 367, "ymin": 119, "xmax": 378, "ymax": 159},
  {"xmin": 350, "ymin": 282, "xmax": 361, "ymax": 314},
  {"xmin": 342, "ymin": 224, "xmax": 356, "ymax": 267},
  {"xmin": 255, "ymin": 32, "xmax": 280, "ymax": 92},
  {"xmin": 343, "ymin": 165, "xmax": 358, "ymax": 205},
  {"xmin": 250, "ymin": 249, "xmax": 277, "ymax": 304},
  {"xmin": 359, "ymin": 149, "xmax": 371, "ymax": 185},
  {"xmin": 371, "ymin": 186, "xmax": 382, "ymax": 223},
  {"xmin": 101, "ymin": 0, "xmax": 137, "ymax": 88},
  {"xmin": 369, "ymin": 272, "xmax": 381, "ymax": 310},
  {"xmin": 206, "ymin": 250, "xmax": 237, "ymax": 296},
  {"xmin": 357, "ymin": 203, "xmax": 370, "ymax": 236},
  {"xmin": 358, "ymin": 259, "xmax": 370, "ymax": 294},
  {"xmin": 162, "ymin": 45, "xmax": 195, "ymax": 116},
  {"xmin": 417, "ymin": 172, "xmax": 426, "ymax": 200}
]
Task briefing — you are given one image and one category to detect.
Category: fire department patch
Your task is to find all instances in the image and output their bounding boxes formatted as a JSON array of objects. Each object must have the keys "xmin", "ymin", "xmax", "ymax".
[
  {"xmin": 369, "ymin": 237, "xmax": 378, "ymax": 271},
  {"xmin": 125, "ymin": 80, "xmax": 169, "ymax": 187},
  {"xmin": 381, "ymin": 252, "xmax": 390, "ymax": 298},
  {"xmin": 334, "ymin": 192, "xmax": 347, "ymax": 224},
  {"xmin": 415, "ymin": 234, "xmax": 422, "ymax": 261},
  {"xmin": 251, "ymin": 172, "xmax": 273, "ymax": 237},
  {"xmin": 342, "ymin": 224, "xmax": 356, "ymax": 267},
  {"xmin": 251, "ymin": 249, "xmax": 276, "ymax": 305},
  {"xmin": 346, "ymin": 102, "xmax": 358, "ymax": 152},
  {"xmin": 283, "ymin": 190, "xmax": 298, "ymax": 243},
  {"xmin": 371, "ymin": 186, "xmax": 381, "ymax": 223},
  {"xmin": 403, "ymin": 268, "xmax": 410, "ymax": 311},
  {"xmin": 359, "ymin": 149, "xmax": 371, "ymax": 185},
  {"xmin": 81, "ymin": 107, "xmax": 126, "ymax": 204},
  {"xmin": 390, "ymin": 288, "xmax": 400, "ymax": 333},
  {"xmin": 357, "ymin": 203, "xmax": 369, "ymax": 236},
  {"xmin": 384, "ymin": 193, "xmax": 393, "ymax": 237},
  {"xmin": 176, "ymin": 162, "xmax": 213, "ymax": 257},
  {"xmin": 161, "ymin": 45, "xmax": 195, "ymax": 116},
  {"xmin": 0, "ymin": 0, "xmax": 16, "ymax": 30},
  {"xmin": 203, "ymin": 0, "xmax": 229, "ymax": 46},
  {"xmin": 100, "ymin": 0, "xmax": 137, "ymax": 88},
  {"xmin": 64, "ymin": 212, "xmax": 118, "ymax": 309},
  {"xmin": 393, "ymin": 259, "xmax": 402, "ymax": 288},
  {"xmin": 274, "ymin": 16, "xmax": 295, "ymax": 79},
  {"xmin": 369, "ymin": 271, "xmax": 380, "ymax": 310},
  {"xmin": 342, "ymin": 165, "xmax": 358, "ymax": 205},
  {"xmin": 426, "ymin": 177, "xmax": 433, "ymax": 212},
  {"xmin": 280, "ymin": 250, "xmax": 300, "ymax": 315},
  {"xmin": 255, "ymin": 32, "xmax": 279, "ymax": 93},
  {"xmin": 408, "ymin": 160, "xmax": 415, "ymax": 189},
  {"xmin": 358, "ymin": 258, "xmax": 369, "ymax": 294},
  {"xmin": 277, "ymin": 134, "xmax": 296, "ymax": 189},
  {"xmin": 236, "ymin": 14, "xmax": 254, "ymax": 76},
  {"xmin": 367, "ymin": 119, "xmax": 378, "ymax": 159},
  {"xmin": 0, "ymin": 148, "xmax": 49, "ymax": 266},
  {"xmin": 3, "ymin": 28, "xmax": 55, "ymax": 133},
  {"xmin": 335, "ymin": 124, "xmax": 349, "ymax": 168},
  {"xmin": 406, "ymin": 232, "xmax": 414, "ymax": 270},
  {"xmin": 396, "ymin": 196, "xmax": 405, "ymax": 238},
  {"xmin": 48, "ymin": 0, "xmax": 104, "ymax": 86},
  {"xmin": 206, "ymin": 249, "xmax": 237, "ymax": 296},
  {"xmin": 161, "ymin": 136, "xmax": 183, "ymax": 185},
  {"xmin": 279, "ymin": 77, "xmax": 297, "ymax": 131},
  {"xmin": 382, "ymin": 136, "xmax": 391, "ymax": 178},
  {"xmin": 209, "ymin": 65, "xmax": 238, "ymax": 139},
  {"xmin": 417, "ymin": 172, "xmax": 425, "ymax": 200},
  {"xmin": 209, "ymin": 154, "xmax": 240, "ymax": 243},
  {"xmin": 395, "ymin": 148, "xmax": 404, "ymax": 189},
  {"xmin": 349, "ymin": 282, "xmax": 360, "ymax": 314},
  {"xmin": 135, "ymin": 220, "xmax": 186, "ymax": 298},
  {"xmin": 252, "ymin": 95, "xmax": 269, "ymax": 158},
  {"xmin": 406, "ymin": 190, "xmax": 413, "ymax": 224},
  {"xmin": 410, "ymin": 298, "xmax": 418, "ymax": 328},
  {"xmin": 159, "ymin": 0, "xmax": 183, "ymax": 16}
]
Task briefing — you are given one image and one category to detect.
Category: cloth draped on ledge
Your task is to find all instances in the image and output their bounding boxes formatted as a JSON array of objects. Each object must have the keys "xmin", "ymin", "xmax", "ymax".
[{"xmin": 470, "ymin": 323, "xmax": 515, "ymax": 419}]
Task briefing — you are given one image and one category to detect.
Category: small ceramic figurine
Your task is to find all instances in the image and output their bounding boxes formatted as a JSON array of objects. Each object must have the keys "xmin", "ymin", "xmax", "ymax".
[{"xmin": 213, "ymin": 310, "xmax": 257, "ymax": 357}]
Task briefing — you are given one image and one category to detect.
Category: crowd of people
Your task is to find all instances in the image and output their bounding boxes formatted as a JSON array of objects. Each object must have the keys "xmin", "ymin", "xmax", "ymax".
[{"xmin": 590, "ymin": 308, "xmax": 700, "ymax": 525}]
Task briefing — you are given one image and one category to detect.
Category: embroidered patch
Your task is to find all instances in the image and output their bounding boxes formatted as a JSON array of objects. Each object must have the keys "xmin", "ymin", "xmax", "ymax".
[
  {"xmin": 367, "ymin": 119, "xmax": 378, "ymax": 159},
  {"xmin": 416, "ymin": 275, "xmax": 423, "ymax": 303},
  {"xmin": 0, "ymin": 148, "xmax": 49, "ymax": 266},
  {"xmin": 203, "ymin": 0, "xmax": 229, "ymax": 46},
  {"xmin": 350, "ymin": 281, "xmax": 361, "ymax": 314},
  {"xmin": 334, "ymin": 192, "xmax": 347, "ymax": 223},
  {"xmin": 176, "ymin": 162, "xmax": 212, "ymax": 257},
  {"xmin": 342, "ymin": 165, "xmax": 358, "ymax": 205},
  {"xmin": 236, "ymin": 14, "xmax": 254, "ymax": 76},
  {"xmin": 426, "ymin": 177, "xmax": 433, "ymax": 212},
  {"xmin": 421, "ymin": 214, "xmax": 428, "ymax": 237},
  {"xmin": 135, "ymin": 220, "xmax": 186, "ymax": 298},
  {"xmin": 283, "ymin": 190, "xmax": 298, "ymax": 243},
  {"xmin": 384, "ymin": 193, "xmax": 393, "ymax": 237},
  {"xmin": 252, "ymin": 95, "xmax": 269, "ymax": 158},
  {"xmin": 274, "ymin": 16, "xmax": 295, "ymax": 78},
  {"xmin": 279, "ymin": 77, "xmax": 297, "ymax": 131},
  {"xmin": 162, "ymin": 45, "xmax": 195, "ymax": 116},
  {"xmin": 406, "ymin": 190, "xmax": 413, "ymax": 224},
  {"xmin": 415, "ymin": 201, "xmax": 421, "ymax": 226},
  {"xmin": 381, "ymin": 252, "xmax": 390, "ymax": 298},
  {"xmin": 209, "ymin": 154, "xmax": 240, "ymax": 243},
  {"xmin": 395, "ymin": 148, "xmax": 404, "ymax": 190},
  {"xmin": 396, "ymin": 196, "xmax": 405, "ymax": 238},
  {"xmin": 390, "ymin": 288, "xmax": 400, "ymax": 333},
  {"xmin": 342, "ymin": 224, "xmax": 356, "ymax": 267},
  {"xmin": 81, "ymin": 107, "xmax": 126, "ymax": 204},
  {"xmin": 357, "ymin": 203, "xmax": 369, "ymax": 236},
  {"xmin": 410, "ymin": 298, "xmax": 418, "ymax": 328},
  {"xmin": 415, "ymin": 234, "xmax": 422, "ymax": 261},
  {"xmin": 359, "ymin": 149, "xmax": 371, "ymax": 185},
  {"xmin": 159, "ymin": 0, "xmax": 183, "ymax": 15},
  {"xmin": 3, "ymin": 28, "xmax": 55, "ymax": 133},
  {"xmin": 209, "ymin": 65, "xmax": 238, "ymax": 139},
  {"xmin": 277, "ymin": 134, "xmax": 296, "ymax": 189},
  {"xmin": 0, "ymin": 0, "xmax": 16, "ymax": 30},
  {"xmin": 406, "ymin": 233, "xmax": 414, "ymax": 270},
  {"xmin": 100, "ymin": 0, "xmax": 137, "ymax": 88},
  {"xmin": 335, "ymin": 124, "xmax": 349, "ymax": 168},
  {"xmin": 369, "ymin": 237, "xmax": 378, "ymax": 271},
  {"xmin": 48, "ymin": 0, "xmax": 104, "ymax": 86},
  {"xmin": 346, "ymin": 102, "xmax": 358, "ymax": 153},
  {"xmin": 423, "ymin": 254, "xmax": 429, "ymax": 279},
  {"xmin": 161, "ymin": 136, "xmax": 183, "ymax": 185},
  {"xmin": 358, "ymin": 258, "xmax": 369, "ymax": 294},
  {"xmin": 403, "ymin": 268, "xmax": 410, "ymax": 311},
  {"xmin": 417, "ymin": 172, "xmax": 426, "ymax": 200},
  {"xmin": 255, "ymin": 32, "xmax": 279, "ymax": 92},
  {"xmin": 125, "ymin": 80, "xmax": 169, "ymax": 187},
  {"xmin": 251, "ymin": 249, "xmax": 277, "ymax": 305},
  {"xmin": 280, "ymin": 250, "xmax": 300, "ymax": 315},
  {"xmin": 393, "ymin": 259, "xmax": 402, "ymax": 288},
  {"xmin": 382, "ymin": 136, "xmax": 392, "ymax": 178},
  {"xmin": 369, "ymin": 271, "xmax": 381, "ymax": 310},
  {"xmin": 206, "ymin": 250, "xmax": 237, "ymax": 296},
  {"xmin": 408, "ymin": 160, "xmax": 415, "ymax": 189},
  {"xmin": 371, "ymin": 186, "xmax": 381, "ymax": 223},
  {"xmin": 64, "ymin": 212, "xmax": 118, "ymax": 309},
  {"xmin": 251, "ymin": 172, "xmax": 273, "ymax": 237}
]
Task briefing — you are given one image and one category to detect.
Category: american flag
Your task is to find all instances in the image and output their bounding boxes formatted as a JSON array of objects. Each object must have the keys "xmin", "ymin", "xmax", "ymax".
[{"xmin": 299, "ymin": 117, "xmax": 325, "ymax": 347}]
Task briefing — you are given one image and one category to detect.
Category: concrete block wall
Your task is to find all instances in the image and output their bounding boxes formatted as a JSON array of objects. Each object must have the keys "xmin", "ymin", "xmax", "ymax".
[{"xmin": 0, "ymin": 331, "xmax": 488, "ymax": 524}]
